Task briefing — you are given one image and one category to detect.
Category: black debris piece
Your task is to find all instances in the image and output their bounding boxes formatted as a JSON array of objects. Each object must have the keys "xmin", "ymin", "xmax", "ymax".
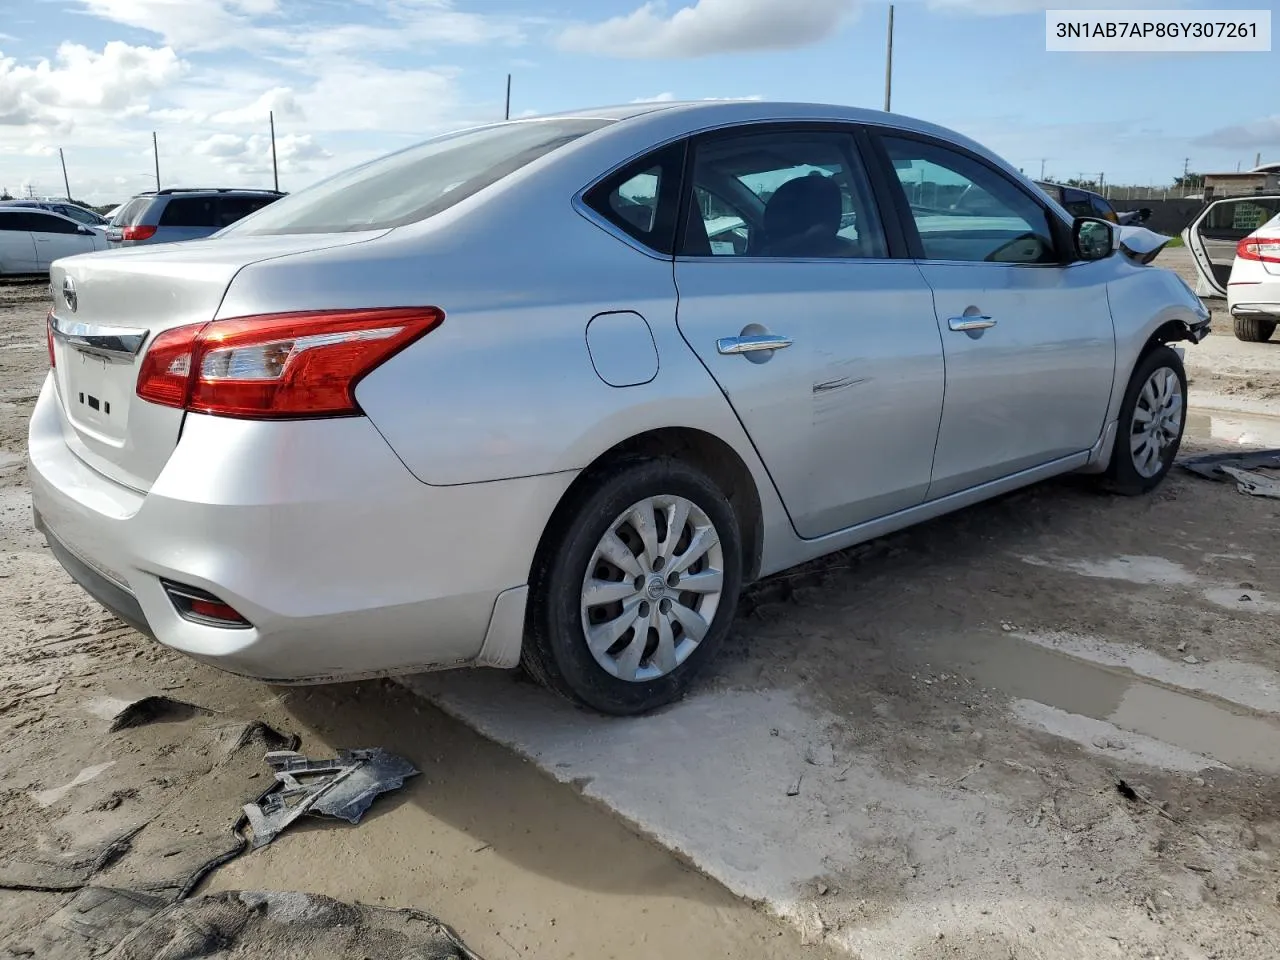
[{"xmin": 243, "ymin": 749, "xmax": 419, "ymax": 849}]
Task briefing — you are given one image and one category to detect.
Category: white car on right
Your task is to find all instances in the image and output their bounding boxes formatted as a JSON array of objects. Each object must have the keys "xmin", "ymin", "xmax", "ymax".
[{"xmin": 1184, "ymin": 195, "xmax": 1280, "ymax": 342}]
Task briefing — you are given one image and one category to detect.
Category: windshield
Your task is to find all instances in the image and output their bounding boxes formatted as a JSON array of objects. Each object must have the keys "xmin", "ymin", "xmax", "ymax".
[{"xmin": 223, "ymin": 118, "xmax": 612, "ymax": 236}]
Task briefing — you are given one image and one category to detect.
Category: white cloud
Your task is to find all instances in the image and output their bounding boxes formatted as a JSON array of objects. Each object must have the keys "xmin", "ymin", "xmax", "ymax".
[
  {"xmin": 74, "ymin": 0, "xmax": 523, "ymax": 54},
  {"xmin": 193, "ymin": 130, "xmax": 330, "ymax": 176},
  {"xmin": 927, "ymin": 0, "xmax": 1189, "ymax": 13},
  {"xmin": 211, "ymin": 87, "xmax": 304, "ymax": 125},
  {"xmin": 1196, "ymin": 116, "xmax": 1280, "ymax": 150},
  {"xmin": 0, "ymin": 41, "xmax": 181, "ymax": 127},
  {"xmin": 76, "ymin": 0, "xmax": 277, "ymax": 50},
  {"xmin": 559, "ymin": 0, "xmax": 860, "ymax": 58}
]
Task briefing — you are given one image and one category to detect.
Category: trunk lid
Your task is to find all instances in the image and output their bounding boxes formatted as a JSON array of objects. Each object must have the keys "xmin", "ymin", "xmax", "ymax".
[{"xmin": 48, "ymin": 233, "xmax": 380, "ymax": 491}]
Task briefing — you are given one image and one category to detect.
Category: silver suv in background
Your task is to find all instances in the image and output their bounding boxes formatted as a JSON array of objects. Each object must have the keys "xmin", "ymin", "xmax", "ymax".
[{"xmin": 107, "ymin": 187, "xmax": 285, "ymax": 246}]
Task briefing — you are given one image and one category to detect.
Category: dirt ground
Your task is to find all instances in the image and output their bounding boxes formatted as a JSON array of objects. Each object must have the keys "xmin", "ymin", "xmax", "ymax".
[{"xmin": 3, "ymin": 247, "xmax": 1280, "ymax": 959}]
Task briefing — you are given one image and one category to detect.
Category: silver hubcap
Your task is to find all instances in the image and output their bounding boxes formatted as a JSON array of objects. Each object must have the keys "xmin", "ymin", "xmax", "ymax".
[
  {"xmin": 1130, "ymin": 366, "xmax": 1183, "ymax": 478},
  {"xmin": 580, "ymin": 495, "xmax": 724, "ymax": 683}
]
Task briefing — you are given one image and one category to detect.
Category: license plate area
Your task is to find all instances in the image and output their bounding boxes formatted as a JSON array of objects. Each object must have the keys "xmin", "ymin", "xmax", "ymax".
[{"xmin": 61, "ymin": 349, "xmax": 134, "ymax": 442}]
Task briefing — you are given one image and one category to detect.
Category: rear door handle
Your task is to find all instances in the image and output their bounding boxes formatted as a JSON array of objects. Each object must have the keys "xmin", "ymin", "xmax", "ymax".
[
  {"xmin": 716, "ymin": 334, "xmax": 794, "ymax": 355},
  {"xmin": 947, "ymin": 316, "xmax": 997, "ymax": 332}
]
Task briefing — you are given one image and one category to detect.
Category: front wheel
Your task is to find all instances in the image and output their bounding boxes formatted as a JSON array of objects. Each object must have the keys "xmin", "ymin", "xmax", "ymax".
[
  {"xmin": 522, "ymin": 458, "xmax": 743, "ymax": 715},
  {"xmin": 1104, "ymin": 345, "xmax": 1187, "ymax": 496}
]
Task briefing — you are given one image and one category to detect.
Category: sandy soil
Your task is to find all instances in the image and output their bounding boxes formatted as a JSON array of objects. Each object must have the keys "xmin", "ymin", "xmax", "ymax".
[
  {"xmin": 3, "ymin": 260, "xmax": 1280, "ymax": 959},
  {"xmin": 0, "ymin": 280, "xmax": 839, "ymax": 960}
]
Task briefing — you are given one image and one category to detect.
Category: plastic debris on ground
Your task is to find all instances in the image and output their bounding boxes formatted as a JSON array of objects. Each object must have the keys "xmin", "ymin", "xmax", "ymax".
[
  {"xmin": 1180, "ymin": 448, "xmax": 1280, "ymax": 499},
  {"xmin": 243, "ymin": 748, "xmax": 419, "ymax": 849}
]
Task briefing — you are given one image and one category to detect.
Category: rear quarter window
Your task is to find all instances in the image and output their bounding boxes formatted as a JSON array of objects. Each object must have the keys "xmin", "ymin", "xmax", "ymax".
[
  {"xmin": 159, "ymin": 197, "xmax": 218, "ymax": 228},
  {"xmin": 216, "ymin": 195, "xmax": 279, "ymax": 227}
]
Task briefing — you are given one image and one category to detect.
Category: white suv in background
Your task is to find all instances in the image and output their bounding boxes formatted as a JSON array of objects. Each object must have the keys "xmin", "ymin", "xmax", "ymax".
[{"xmin": 1184, "ymin": 196, "xmax": 1280, "ymax": 342}]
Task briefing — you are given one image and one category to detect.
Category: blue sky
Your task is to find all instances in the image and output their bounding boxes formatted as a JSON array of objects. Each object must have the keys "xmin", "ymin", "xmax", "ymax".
[{"xmin": 0, "ymin": 0, "xmax": 1275, "ymax": 203}]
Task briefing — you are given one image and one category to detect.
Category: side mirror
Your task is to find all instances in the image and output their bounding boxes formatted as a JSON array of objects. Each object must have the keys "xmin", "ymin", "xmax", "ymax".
[
  {"xmin": 77, "ymin": 225, "xmax": 92, "ymax": 235},
  {"xmin": 1073, "ymin": 217, "xmax": 1114, "ymax": 261}
]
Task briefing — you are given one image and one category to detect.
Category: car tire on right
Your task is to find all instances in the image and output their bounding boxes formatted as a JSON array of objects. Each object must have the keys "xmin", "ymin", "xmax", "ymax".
[
  {"xmin": 1104, "ymin": 345, "xmax": 1187, "ymax": 496},
  {"xmin": 1233, "ymin": 316, "xmax": 1276, "ymax": 343}
]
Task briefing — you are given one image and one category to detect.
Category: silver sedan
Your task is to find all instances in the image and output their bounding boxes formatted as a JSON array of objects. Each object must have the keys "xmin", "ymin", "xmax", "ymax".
[{"xmin": 29, "ymin": 100, "xmax": 1210, "ymax": 714}]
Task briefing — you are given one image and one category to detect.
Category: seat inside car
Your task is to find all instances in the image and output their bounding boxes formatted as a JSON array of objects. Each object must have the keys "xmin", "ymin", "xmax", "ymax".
[{"xmin": 752, "ymin": 174, "xmax": 859, "ymax": 259}]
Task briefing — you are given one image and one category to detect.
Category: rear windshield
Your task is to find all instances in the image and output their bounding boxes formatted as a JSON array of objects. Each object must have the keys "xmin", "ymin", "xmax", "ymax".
[
  {"xmin": 222, "ymin": 118, "xmax": 611, "ymax": 236},
  {"xmin": 113, "ymin": 197, "xmax": 153, "ymax": 227}
]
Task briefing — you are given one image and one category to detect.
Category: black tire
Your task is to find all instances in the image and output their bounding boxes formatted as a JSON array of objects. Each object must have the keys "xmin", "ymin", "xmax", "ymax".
[
  {"xmin": 1104, "ymin": 345, "xmax": 1188, "ymax": 496},
  {"xmin": 522, "ymin": 457, "xmax": 743, "ymax": 716},
  {"xmin": 1233, "ymin": 315, "xmax": 1276, "ymax": 343}
]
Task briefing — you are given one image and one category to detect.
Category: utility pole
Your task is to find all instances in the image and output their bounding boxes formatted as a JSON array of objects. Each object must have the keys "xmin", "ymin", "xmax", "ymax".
[
  {"xmin": 1040, "ymin": 158, "xmax": 1047, "ymax": 179},
  {"xmin": 269, "ymin": 110, "xmax": 279, "ymax": 192},
  {"xmin": 504, "ymin": 73, "xmax": 512, "ymax": 120},
  {"xmin": 883, "ymin": 5, "xmax": 895, "ymax": 112},
  {"xmin": 59, "ymin": 148, "xmax": 71, "ymax": 201},
  {"xmin": 153, "ymin": 132, "xmax": 161, "ymax": 191}
]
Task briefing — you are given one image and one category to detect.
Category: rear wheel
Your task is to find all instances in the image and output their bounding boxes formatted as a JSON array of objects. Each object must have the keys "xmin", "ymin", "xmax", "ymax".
[
  {"xmin": 523, "ymin": 458, "xmax": 743, "ymax": 715},
  {"xmin": 1104, "ymin": 345, "xmax": 1187, "ymax": 496},
  {"xmin": 1233, "ymin": 315, "xmax": 1276, "ymax": 343}
]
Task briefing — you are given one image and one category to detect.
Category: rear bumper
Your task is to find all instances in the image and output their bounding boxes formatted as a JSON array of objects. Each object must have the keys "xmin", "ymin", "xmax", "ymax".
[
  {"xmin": 28, "ymin": 373, "xmax": 574, "ymax": 682},
  {"xmin": 1228, "ymin": 303, "xmax": 1280, "ymax": 320},
  {"xmin": 35, "ymin": 510, "xmax": 153, "ymax": 638}
]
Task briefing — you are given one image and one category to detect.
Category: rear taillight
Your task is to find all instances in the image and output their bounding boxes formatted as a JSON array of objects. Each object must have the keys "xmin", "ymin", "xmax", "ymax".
[
  {"xmin": 135, "ymin": 307, "xmax": 443, "ymax": 419},
  {"xmin": 121, "ymin": 225, "xmax": 157, "ymax": 242},
  {"xmin": 47, "ymin": 310, "xmax": 56, "ymax": 368},
  {"xmin": 1237, "ymin": 236, "xmax": 1280, "ymax": 264}
]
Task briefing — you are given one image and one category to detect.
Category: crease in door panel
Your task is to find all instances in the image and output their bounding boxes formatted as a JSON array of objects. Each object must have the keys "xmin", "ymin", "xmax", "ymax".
[{"xmin": 913, "ymin": 259, "xmax": 950, "ymax": 503}]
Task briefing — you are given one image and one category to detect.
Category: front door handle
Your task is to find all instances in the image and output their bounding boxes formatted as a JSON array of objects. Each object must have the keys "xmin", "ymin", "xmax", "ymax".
[
  {"xmin": 716, "ymin": 334, "xmax": 794, "ymax": 355},
  {"xmin": 947, "ymin": 316, "xmax": 997, "ymax": 332}
]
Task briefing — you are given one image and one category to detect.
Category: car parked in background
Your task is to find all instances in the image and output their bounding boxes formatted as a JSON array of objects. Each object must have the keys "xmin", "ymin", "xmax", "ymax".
[
  {"xmin": 0, "ymin": 199, "xmax": 109, "ymax": 232},
  {"xmin": 0, "ymin": 207, "xmax": 108, "ymax": 276},
  {"xmin": 1184, "ymin": 195, "xmax": 1280, "ymax": 341},
  {"xmin": 30, "ymin": 101, "xmax": 1209, "ymax": 715},
  {"xmin": 1033, "ymin": 180, "xmax": 1152, "ymax": 226},
  {"xmin": 107, "ymin": 188, "xmax": 285, "ymax": 246}
]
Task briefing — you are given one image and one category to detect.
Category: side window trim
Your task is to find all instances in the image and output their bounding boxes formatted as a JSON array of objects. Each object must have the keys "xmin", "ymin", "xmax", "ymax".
[
  {"xmin": 864, "ymin": 127, "xmax": 1074, "ymax": 266},
  {"xmin": 673, "ymin": 120, "xmax": 895, "ymax": 262},
  {"xmin": 576, "ymin": 141, "xmax": 687, "ymax": 259}
]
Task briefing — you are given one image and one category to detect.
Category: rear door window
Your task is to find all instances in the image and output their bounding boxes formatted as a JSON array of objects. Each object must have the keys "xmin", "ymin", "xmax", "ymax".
[
  {"xmin": 159, "ymin": 197, "xmax": 218, "ymax": 228},
  {"xmin": 0, "ymin": 211, "xmax": 32, "ymax": 232},
  {"xmin": 222, "ymin": 118, "xmax": 611, "ymax": 236}
]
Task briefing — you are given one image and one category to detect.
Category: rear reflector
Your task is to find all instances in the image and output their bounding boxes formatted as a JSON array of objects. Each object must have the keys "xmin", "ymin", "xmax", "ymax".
[
  {"xmin": 1237, "ymin": 236, "xmax": 1280, "ymax": 264},
  {"xmin": 121, "ymin": 224, "xmax": 157, "ymax": 242},
  {"xmin": 161, "ymin": 580, "xmax": 252, "ymax": 629},
  {"xmin": 47, "ymin": 310, "xmax": 56, "ymax": 368},
  {"xmin": 136, "ymin": 307, "xmax": 443, "ymax": 419}
]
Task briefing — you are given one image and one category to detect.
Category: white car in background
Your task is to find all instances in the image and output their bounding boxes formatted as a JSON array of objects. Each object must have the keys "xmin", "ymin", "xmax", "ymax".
[
  {"xmin": 0, "ymin": 207, "xmax": 108, "ymax": 277},
  {"xmin": 1184, "ymin": 195, "xmax": 1280, "ymax": 341}
]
